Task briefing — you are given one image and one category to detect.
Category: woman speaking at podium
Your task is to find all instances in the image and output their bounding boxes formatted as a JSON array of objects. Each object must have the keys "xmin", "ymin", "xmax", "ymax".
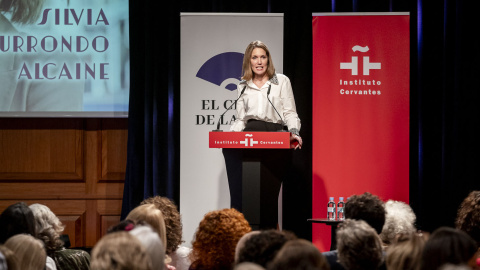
[
  {"xmin": 224, "ymin": 40, "xmax": 302, "ymax": 230},
  {"xmin": 230, "ymin": 40, "xmax": 302, "ymax": 149}
]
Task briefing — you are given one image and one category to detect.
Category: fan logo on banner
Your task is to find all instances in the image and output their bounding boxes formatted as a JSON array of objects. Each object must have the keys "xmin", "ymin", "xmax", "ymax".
[
  {"xmin": 339, "ymin": 45, "xmax": 382, "ymax": 96},
  {"xmin": 195, "ymin": 52, "xmax": 243, "ymax": 126}
]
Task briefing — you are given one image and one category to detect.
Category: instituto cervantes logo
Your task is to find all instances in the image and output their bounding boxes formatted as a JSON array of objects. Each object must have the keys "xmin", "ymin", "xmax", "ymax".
[
  {"xmin": 240, "ymin": 134, "xmax": 258, "ymax": 147},
  {"xmin": 339, "ymin": 45, "xmax": 382, "ymax": 96}
]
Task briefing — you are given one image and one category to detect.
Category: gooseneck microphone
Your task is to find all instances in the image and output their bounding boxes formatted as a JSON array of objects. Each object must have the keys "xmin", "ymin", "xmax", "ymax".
[
  {"xmin": 212, "ymin": 86, "xmax": 247, "ymax": 132},
  {"xmin": 266, "ymin": 84, "xmax": 285, "ymax": 129}
]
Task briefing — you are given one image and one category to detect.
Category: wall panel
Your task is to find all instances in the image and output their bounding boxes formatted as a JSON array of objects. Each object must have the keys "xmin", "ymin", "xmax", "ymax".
[{"xmin": 0, "ymin": 118, "xmax": 127, "ymax": 248}]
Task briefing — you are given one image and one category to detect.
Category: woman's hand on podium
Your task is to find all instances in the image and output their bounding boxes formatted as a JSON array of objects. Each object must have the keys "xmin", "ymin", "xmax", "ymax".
[{"xmin": 290, "ymin": 133, "xmax": 302, "ymax": 150}]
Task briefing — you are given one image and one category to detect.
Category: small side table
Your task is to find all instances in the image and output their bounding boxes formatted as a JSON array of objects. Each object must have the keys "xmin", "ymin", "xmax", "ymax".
[{"xmin": 308, "ymin": 219, "xmax": 344, "ymax": 251}]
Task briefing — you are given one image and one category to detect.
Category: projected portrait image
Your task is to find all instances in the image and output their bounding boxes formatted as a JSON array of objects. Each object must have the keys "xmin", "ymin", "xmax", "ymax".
[{"xmin": 0, "ymin": 0, "xmax": 129, "ymax": 116}]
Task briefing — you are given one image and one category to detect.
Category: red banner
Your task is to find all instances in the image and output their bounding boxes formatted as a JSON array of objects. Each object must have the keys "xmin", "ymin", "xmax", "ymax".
[
  {"xmin": 312, "ymin": 13, "xmax": 410, "ymax": 251},
  {"xmin": 209, "ymin": 132, "xmax": 291, "ymax": 149}
]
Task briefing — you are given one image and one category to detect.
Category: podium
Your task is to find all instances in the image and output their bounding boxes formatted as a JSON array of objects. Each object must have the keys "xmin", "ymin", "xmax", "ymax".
[{"xmin": 210, "ymin": 132, "xmax": 293, "ymax": 230}]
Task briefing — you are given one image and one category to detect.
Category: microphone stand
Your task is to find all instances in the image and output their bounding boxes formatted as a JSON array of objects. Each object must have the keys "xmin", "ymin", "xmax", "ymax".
[
  {"xmin": 266, "ymin": 85, "xmax": 286, "ymax": 132},
  {"xmin": 212, "ymin": 86, "xmax": 247, "ymax": 132}
]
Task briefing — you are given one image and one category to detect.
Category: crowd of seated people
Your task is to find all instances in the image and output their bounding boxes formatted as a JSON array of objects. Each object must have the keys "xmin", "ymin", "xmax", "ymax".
[{"xmin": 0, "ymin": 192, "xmax": 479, "ymax": 270}]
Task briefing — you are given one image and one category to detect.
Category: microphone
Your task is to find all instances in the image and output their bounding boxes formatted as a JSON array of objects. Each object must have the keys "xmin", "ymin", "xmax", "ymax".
[
  {"xmin": 266, "ymin": 84, "xmax": 285, "ymax": 130},
  {"xmin": 212, "ymin": 86, "xmax": 247, "ymax": 132}
]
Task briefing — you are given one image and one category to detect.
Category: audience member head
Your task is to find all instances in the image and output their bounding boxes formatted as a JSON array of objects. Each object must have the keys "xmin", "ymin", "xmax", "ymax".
[
  {"xmin": 28, "ymin": 203, "xmax": 65, "ymax": 251},
  {"xmin": 107, "ymin": 219, "xmax": 137, "ymax": 233},
  {"xmin": 141, "ymin": 196, "xmax": 183, "ymax": 254},
  {"xmin": 438, "ymin": 264, "xmax": 471, "ymax": 270},
  {"xmin": 236, "ymin": 229, "xmax": 297, "ymax": 267},
  {"xmin": 4, "ymin": 234, "xmax": 46, "ymax": 270},
  {"xmin": 190, "ymin": 208, "xmax": 251, "ymax": 270},
  {"xmin": 129, "ymin": 224, "xmax": 165, "ymax": 270},
  {"xmin": 91, "ymin": 231, "xmax": 151, "ymax": 270},
  {"xmin": 456, "ymin": 190, "xmax": 480, "ymax": 247},
  {"xmin": 267, "ymin": 239, "xmax": 329, "ymax": 270},
  {"xmin": 380, "ymin": 200, "xmax": 417, "ymax": 246},
  {"xmin": 0, "ymin": 245, "xmax": 18, "ymax": 270},
  {"xmin": 235, "ymin": 231, "xmax": 261, "ymax": 262},
  {"xmin": 234, "ymin": 262, "xmax": 265, "ymax": 270},
  {"xmin": 337, "ymin": 219, "xmax": 384, "ymax": 270},
  {"xmin": 126, "ymin": 203, "xmax": 167, "ymax": 249},
  {"xmin": 344, "ymin": 192, "xmax": 386, "ymax": 234},
  {"xmin": 421, "ymin": 227, "xmax": 478, "ymax": 270},
  {"xmin": 386, "ymin": 232, "xmax": 428, "ymax": 270},
  {"xmin": 0, "ymin": 202, "xmax": 36, "ymax": 244}
]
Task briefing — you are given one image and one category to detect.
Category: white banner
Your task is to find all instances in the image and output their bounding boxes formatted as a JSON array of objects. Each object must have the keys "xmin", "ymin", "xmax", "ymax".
[{"xmin": 180, "ymin": 13, "xmax": 283, "ymax": 246}]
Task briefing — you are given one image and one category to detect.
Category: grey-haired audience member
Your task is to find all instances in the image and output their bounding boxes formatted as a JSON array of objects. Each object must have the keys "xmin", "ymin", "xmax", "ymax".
[
  {"xmin": 380, "ymin": 199, "xmax": 416, "ymax": 246},
  {"xmin": 29, "ymin": 203, "xmax": 91, "ymax": 270},
  {"xmin": 337, "ymin": 219, "xmax": 384, "ymax": 270}
]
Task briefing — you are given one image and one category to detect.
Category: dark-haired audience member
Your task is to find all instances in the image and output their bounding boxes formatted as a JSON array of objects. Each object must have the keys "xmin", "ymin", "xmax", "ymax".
[
  {"xmin": 236, "ymin": 229, "xmax": 297, "ymax": 268},
  {"xmin": 323, "ymin": 192, "xmax": 386, "ymax": 270},
  {"xmin": 456, "ymin": 190, "xmax": 480, "ymax": 269},
  {"xmin": 142, "ymin": 196, "xmax": 191, "ymax": 270},
  {"xmin": 0, "ymin": 202, "xmax": 57, "ymax": 269},
  {"xmin": 386, "ymin": 232, "xmax": 428, "ymax": 270},
  {"xmin": 267, "ymin": 239, "xmax": 329, "ymax": 270},
  {"xmin": 421, "ymin": 227, "xmax": 478, "ymax": 270},
  {"xmin": 337, "ymin": 219, "xmax": 383, "ymax": 270},
  {"xmin": 4, "ymin": 234, "xmax": 46, "ymax": 270},
  {"xmin": 0, "ymin": 202, "xmax": 36, "ymax": 244},
  {"xmin": 29, "ymin": 203, "xmax": 91, "ymax": 270},
  {"xmin": 380, "ymin": 200, "xmax": 416, "ymax": 247},
  {"xmin": 235, "ymin": 231, "xmax": 261, "ymax": 263},
  {"xmin": 90, "ymin": 231, "xmax": 151, "ymax": 270},
  {"xmin": 344, "ymin": 192, "xmax": 386, "ymax": 234},
  {"xmin": 189, "ymin": 208, "xmax": 251, "ymax": 270}
]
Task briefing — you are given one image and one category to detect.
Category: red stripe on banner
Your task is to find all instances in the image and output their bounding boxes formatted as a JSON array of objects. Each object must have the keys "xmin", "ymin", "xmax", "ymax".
[{"xmin": 312, "ymin": 14, "xmax": 410, "ymax": 252}]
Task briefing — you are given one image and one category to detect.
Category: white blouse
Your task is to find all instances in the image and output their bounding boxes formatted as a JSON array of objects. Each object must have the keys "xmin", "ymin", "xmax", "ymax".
[{"xmin": 230, "ymin": 73, "xmax": 301, "ymax": 133}]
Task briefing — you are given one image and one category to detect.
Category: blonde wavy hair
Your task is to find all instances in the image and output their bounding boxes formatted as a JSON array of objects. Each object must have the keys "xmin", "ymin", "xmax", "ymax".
[
  {"xmin": 29, "ymin": 203, "xmax": 65, "ymax": 251},
  {"xmin": 126, "ymin": 204, "xmax": 167, "ymax": 252},
  {"xmin": 91, "ymin": 231, "xmax": 152, "ymax": 270},
  {"xmin": 4, "ymin": 234, "xmax": 46, "ymax": 270},
  {"xmin": 241, "ymin": 40, "xmax": 276, "ymax": 81}
]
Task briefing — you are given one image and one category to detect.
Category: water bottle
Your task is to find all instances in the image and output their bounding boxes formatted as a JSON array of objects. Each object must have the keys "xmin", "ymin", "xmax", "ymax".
[
  {"xmin": 337, "ymin": 197, "xmax": 345, "ymax": 221},
  {"xmin": 327, "ymin": 197, "xmax": 336, "ymax": 220}
]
